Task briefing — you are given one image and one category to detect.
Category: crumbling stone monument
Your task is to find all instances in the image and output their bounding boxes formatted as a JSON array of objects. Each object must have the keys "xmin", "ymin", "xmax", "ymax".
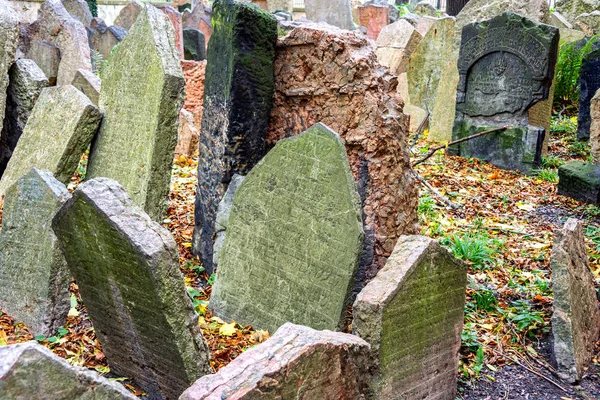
[
  {"xmin": 210, "ymin": 124, "xmax": 364, "ymax": 334},
  {"xmin": 353, "ymin": 235, "xmax": 467, "ymax": 399},
  {"xmin": 0, "ymin": 169, "xmax": 71, "ymax": 337},
  {"xmin": 358, "ymin": 4, "xmax": 389, "ymax": 40},
  {"xmin": 551, "ymin": 219, "xmax": 600, "ymax": 383},
  {"xmin": 0, "ymin": 85, "xmax": 101, "ymax": 197},
  {"xmin": 0, "ymin": 0, "xmax": 20, "ymax": 134},
  {"xmin": 376, "ymin": 19, "xmax": 422, "ymax": 78},
  {"xmin": 578, "ymin": 46, "xmax": 600, "ymax": 140},
  {"xmin": 304, "ymin": 0, "xmax": 356, "ymax": 30},
  {"xmin": 268, "ymin": 23, "xmax": 419, "ymax": 283},
  {"xmin": 0, "ymin": 59, "xmax": 48, "ymax": 177},
  {"xmin": 52, "ymin": 178, "xmax": 211, "ymax": 400},
  {"xmin": 449, "ymin": 12, "xmax": 559, "ymax": 174},
  {"xmin": 181, "ymin": 60, "xmax": 206, "ymax": 127},
  {"xmin": 192, "ymin": 0, "xmax": 277, "ymax": 273},
  {"xmin": 0, "ymin": 342, "xmax": 136, "ymax": 399},
  {"xmin": 87, "ymin": 4, "xmax": 185, "ymax": 221},
  {"xmin": 179, "ymin": 323, "xmax": 375, "ymax": 400}
]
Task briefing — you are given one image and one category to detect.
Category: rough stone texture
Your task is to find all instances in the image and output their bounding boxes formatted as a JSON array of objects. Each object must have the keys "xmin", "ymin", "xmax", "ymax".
[
  {"xmin": 578, "ymin": 47, "xmax": 600, "ymax": 140},
  {"xmin": 0, "ymin": 342, "xmax": 136, "ymax": 399},
  {"xmin": 181, "ymin": 60, "xmax": 206, "ymax": 128},
  {"xmin": 268, "ymin": 23, "xmax": 419, "ymax": 281},
  {"xmin": 61, "ymin": 0, "xmax": 92, "ymax": 26},
  {"xmin": 87, "ymin": 5, "xmax": 185, "ymax": 222},
  {"xmin": 0, "ymin": 169, "xmax": 70, "ymax": 337},
  {"xmin": 414, "ymin": 15, "xmax": 438, "ymax": 36},
  {"xmin": 25, "ymin": 41, "xmax": 60, "ymax": 86},
  {"xmin": 71, "ymin": 67, "xmax": 100, "ymax": 105},
  {"xmin": 450, "ymin": 13, "xmax": 559, "ymax": 173},
  {"xmin": 210, "ymin": 124, "xmax": 363, "ymax": 334},
  {"xmin": 558, "ymin": 160, "xmax": 600, "ymax": 204},
  {"xmin": 353, "ymin": 235, "xmax": 467, "ymax": 400},
  {"xmin": 183, "ymin": 28, "xmax": 206, "ymax": 61},
  {"xmin": 182, "ymin": 3, "xmax": 212, "ymax": 50},
  {"xmin": 550, "ymin": 10, "xmax": 574, "ymax": 30},
  {"xmin": 0, "ymin": 85, "xmax": 101, "ymax": 197},
  {"xmin": 429, "ymin": 0, "xmax": 551, "ymax": 142},
  {"xmin": 0, "ymin": 59, "xmax": 48, "ymax": 178},
  {"xmin": 212, "ymin": 173, "xmax": 244, "ymax": 270},
  {"xmin": 358, "ymin": 5, "xmax": 389, "ymax": 41},
  {"xmin": 267, "ymin": 0, "xmax": 293, "ymax": 13},
  {"xmin": 575, "ymin": 11, "xmax": 600, "ymax": 36},
  {"xmin": 0, "ymin": 1, "xmax": 19, "ymax": 137},
  {"xmin": 52, "ymin": 178, "xmax": 211, "ymax": 400},
  {"xmin": 375, "ymin": 19, "xmax": 422, "ymax": 76},
  {"xmin": 555, "ymin": 0, "xmax": 600, "ymax": 25},
  {"xmin": 406, "ymin": 16, "xmax": 454, "ymax": 137},
  {"xmin": 88, "ymin": 18, "xmax": 127, "ymax": 61},
  {"xmin": 304, "ymin": 0, "xmax": 356, "ymax": 30},
  {"xmin": 551, "ymin": 219, "xmax": 600, "ymax": 383},
  {"xmin": 159, "ymin": 6, "xmax": 185, "ymax": 59},
  {"xmin": 175, "ymin": 108, "xmax": 199, "ymax": 157},
  {"xmin": 28, "ymin": 0, "xmax": 93, "ymax": 85},
  {"xmin": 591, "ymin": 89, "xmax": 600, "ymax": 164},
  {"xmin": 414, "ymin": 1, "xmax": 437, "ymax": 17},
  {"xmin": 113, "ymin": 0, "xmax": 143, "ymax": 30},
  {"xmin": 405, "ymin": 103, "xmax": 428, "ymax": 133},
  {"xmin": 192, "ymin": 0, "xmax": 277, "ymax": 273},
  {"xmin": 180, "ymin": 323, "xmax": 375, "ymax": 400}
]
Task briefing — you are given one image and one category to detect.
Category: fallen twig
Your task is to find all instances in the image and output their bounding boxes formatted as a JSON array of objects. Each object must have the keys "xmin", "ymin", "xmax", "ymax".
[
  {"xmin": 414, "ymin": 172, "xmax": 461, "ymax": 209},
  {"xmin": 412, "ymin": 126, "xmax": 510, "ymax": 167},
  {"xmin": 463, "ymin": 225, "xmax": 534, "ymax": 238}
]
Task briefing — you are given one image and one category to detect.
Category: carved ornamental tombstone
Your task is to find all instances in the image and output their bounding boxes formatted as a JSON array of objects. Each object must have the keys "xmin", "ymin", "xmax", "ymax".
[{"xmin": 450, "ymin": 12, "xmax": 559, "ymax": 173}]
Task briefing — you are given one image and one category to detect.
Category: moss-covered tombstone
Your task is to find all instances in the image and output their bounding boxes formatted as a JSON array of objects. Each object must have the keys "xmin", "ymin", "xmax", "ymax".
[
  {"xmin": 87, "ymin": 4, "xmax": 185, "ymax": 222},
  {"xmin": 192, "ymin": 0, "xmax": 277, "ymax": 274},
  {"xmin": 353, "ymin": 235, "xmax": 467, "ymax": 400},
  {"xmin": 209, "ymin": 123, "xmax": 364, "ymax": 334}
]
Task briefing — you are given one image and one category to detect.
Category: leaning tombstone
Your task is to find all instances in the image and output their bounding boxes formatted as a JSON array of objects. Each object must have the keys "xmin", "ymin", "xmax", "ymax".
[
  {"xmin": 88, "ymin": 18, "xmax": 127, "ymax": 61},
  {"xmin": 192, "ymin": 0, "xmax": 277, "ymax": 273},
  {"xmin": 0, "ymin": 59, "xmax": 49, "ymax": 177},
  {"xmin": 0, "ymin": 169, "xmax": 71, "ymax": 337},
  {"xmin": 87, "ymin": 4, "xmax": 185, "ymax": 221},
  {"xmin": 180, "ymin": 323, "xmax": 375, "ymax": 400},
  {"xmin": 449, "ymin": 12, "xmax": 559, "ymax": 173},
  {"xmin": 375, "ymin": 19, "xmax": 423, "ymax": 77},
  {"xmin": 358, "ymin": 4, "xmax": 389, "ymax": 41},
  {"xmin": 353, "ymin": 235, "xmax": 467, "ymax": 399},
  {"xmin": 0, "ymin": 0, "xmax": 19, "ymax": 134},
  {"xmin": 25, "ymin": 41, "xmax": 60, "ymax": 86},
  {"xmin": 0, "ymin": 342, "xmax": 136, "ymax": 399},
  {"xmin": 61, "ymin": 0, "xmax": 93, "ymax": 26},
  {"xmin": 551, "ymin": 219, "xmax": 600, "ymax": 383},
  {"xmin": 578, "ymin": 46, "xmax": 600, "ymax": 140},
  {"xmin": 113, "ymin": 0, "xmax": 143, "ymax": 30},
  {"xmin": 71, "ymin": 68, "xmax": 101, "ymax": 105},
  {"xmin": 52, "ymin": 178, "xmax": 211, "ymax": 400},
  {"xmin": 210, "ymin": 123, "xmax": 364, "ymax": 334},
  {"xmin": 0, "ymin": 85, "xmax": 101, "ymax": 197},
  {"xmin": 304, "ymin": 0, "xmax": 356, "ymax": 30},
  {"xmin": 183, "ymin": 28, "xmax": 206, "ymax": 61}
]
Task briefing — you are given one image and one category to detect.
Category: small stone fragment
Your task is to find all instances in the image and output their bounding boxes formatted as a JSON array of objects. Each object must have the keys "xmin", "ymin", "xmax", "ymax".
[
  {"xmin": 71, "ymin": 68, "xmax": 100, "ymax": 105},
  {"xmin": 175, "ymin": 108, "xmax": 199, "ymax": 157},
  {"xmin": 558, "ymin": 160, "xmax": 600, "ymax": 205}
]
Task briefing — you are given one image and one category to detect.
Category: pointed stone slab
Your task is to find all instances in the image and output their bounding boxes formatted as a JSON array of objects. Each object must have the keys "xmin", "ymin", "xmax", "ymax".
[
  {"xmin": 180, "ymin": 323, "xmax": 375, "ymax": 400},
  {"xmin": 52, "ymin": 178, "xmax": 211, "ymax": 400},
  {"xmin": 210, "ymin": 123, "xmax": 364, "ymax": 334},
  {"xmin": 551, "ymin": 219, "xmax": 600, "ymax": 383},
  {"xmin": 0, "ymin": 85, "xmax": 101, "ymax": 197},
  {"xmin": 353, "ymin": 235, "xmax": 467, "ymax": 400},
  {"xmin": 0, "ymin": 0, "xmax": 20, "ymax": 135},
  {"xmin": 87, "ymin": 4, "xmax": 185, "ymax": 222},
  {"xmin": 0, "ymin": 169, "xmax": 71, "ymax": 337},
  {"xmin": 0, "ymin": 342, "xmax": 136, "ymax": 399},
  {"xmin": 192, "ymin": 0, "xmax": 277, "ymax": 273}
]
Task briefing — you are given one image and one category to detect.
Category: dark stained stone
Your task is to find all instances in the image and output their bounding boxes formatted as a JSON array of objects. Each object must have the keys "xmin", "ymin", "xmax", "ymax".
[
  {"xmin": 0, "ymin": 0, "xmax": 19, "ymax": 135},
  {"xmin": 52, "ymin": 178, "xmax": 211, "ymax": 400},
  {"xmin": 183, "ymin": 28, "xmax": 206, "ymax": 61},
  {"xmin": 578, "ymin": 45, "xmax": 600, "ymax": 140},
  {"xmin": 0, "ymin": 168, "xmax": 71, "ymax": 337},
  {"xmin": 88, "ymin": 18, "xmax": 127, "ymax": 61},
  {"xmin": 558, "ymin": 160, "xmax": 600, "ymax": 205},
  {"xmin": 191, "ymin": 0, "xmax": 277, "ymax": 273}
]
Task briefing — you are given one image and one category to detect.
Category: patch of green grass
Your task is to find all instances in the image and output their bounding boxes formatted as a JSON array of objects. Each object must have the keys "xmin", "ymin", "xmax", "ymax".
[
  {"xmin": 541, "ymin": 156, "xmax": 564, "ymax": 169},
  {"xmin": 442, "ymin": 234, "xmax": 495, "ymax": 270},
  {"xmin": 418, "ymin": 195, "xmax": 437, "ymax": 219},
  {"xmin": 472, "ymin": 288, "xmax": 497, "ymax": 312},
  {"xmin": 533, "ymin": 168, "xmax": 559, "ymax": 183}
]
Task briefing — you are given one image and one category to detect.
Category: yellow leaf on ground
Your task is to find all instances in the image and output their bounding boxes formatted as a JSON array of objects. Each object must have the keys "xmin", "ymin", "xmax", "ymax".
[
  {"xmin": 0, "ymin": 330, "xmax": 7, "ymax": 346},
  {"xmin": 219, "ymin": 322, "xmax": 237, "ymax": 337}
]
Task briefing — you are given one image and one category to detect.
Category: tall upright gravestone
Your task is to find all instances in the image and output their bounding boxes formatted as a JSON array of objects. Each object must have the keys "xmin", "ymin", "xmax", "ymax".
[
  {"xmin": 52, "ymin": 178, "xmax": 211, "ymax": 400},
  {"xmin": 0, "ymin": 169, "xmax": 71, "ymax": 337},
  {"xmin": 210, "ymin": 123, "xmax": 364, "ymax": 334},
  {"xmin": 578, "ymin": 46, "xmax": 600, "ymax": 140},
  {"xmin": 87, "ymin": 4, "xmax": 185, "ymax": 221},
  {"xmin": 0, "ymin": 0, "xmax": 19, "ymax": 135},
  {"xmin": 192, "ymin": 0, "xmax": 277, "ymax": 274},
  {"xmin": 450, "ymin": 13, "xmax": 559, "ymax": 173}
]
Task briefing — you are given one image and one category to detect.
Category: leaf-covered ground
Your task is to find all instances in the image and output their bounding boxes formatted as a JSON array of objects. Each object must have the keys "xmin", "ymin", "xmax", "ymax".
[{"xmin": 1, "ymin": 116, "xmax": 600, "ymax": 398}]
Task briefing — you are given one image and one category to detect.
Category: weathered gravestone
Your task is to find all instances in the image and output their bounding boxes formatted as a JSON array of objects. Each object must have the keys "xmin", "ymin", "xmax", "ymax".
[
  {"xmin": 266, "ymin": 0, "xmax": 293, "ymax": 13},
  {"xmin": 0, "ymin": 59, "xmax": 48, "ymax": 177},
  {"xmin": 449, "ymin": 13, "xmax": 559, "ymax": 173},
  {"xmin": 182, "ymin": 2, "xmax": 212, "ymax": 49},
  {"xmin": 183, "ymin": 28, "xmax": 206, "ymax": 61},
  {"xmin": 212, "ymin": 173, "xmax": 244, "ymax": 270},
  {"xmin": 0, "ymin": 85, "xmax": 101, "ymax": 197},
  {"xmin": 113, "ymin": 0, "xmax": 143, "ymax": 30},
  {"xmin": 376, "ymin": 19, "xmax": 423, "ymax": 77},
  {"xmin": 353, "ymin": 235, "xmax": 467, "ymax": 399},
  {"xmin": 576, "ymin": 11, "xmax": 600, "ymax": 36},
  {"xmin": 0, "ymin": 0, "xmax": 19, "ymax": 135},
  {"xmin": 159, "ymin": 6, "xmax": 185, "ymax": 59},
  {"xmin": 551, "ymin": 218, "xmax": 600, "ymax": 383},
  {"xmin": 72, "ymin": 68, "xmax": 100, "ymax": 105},
  {"xmin": 578, "ymin": 46, "xmax": 600, "ymax": 140},
  {"xmin": 210, "ymin": 123, "xmax": 363, "ymax": 334},
  {"xmin": 0, "ymin": 169, "xmax": 71, "ymax": 337},
  {"xmin": 358, "ymin": 4, "xmax": 389, "ymax": 41},
  {"xmin": 558, "ymin": 160, "xmax": 600, "ymax": 205},
  {"xmin": 304, "ymin": 0, "xmax": 356, "ymax": 30},
  {"xmin": 414, "ymin": 1, "xmax": 437, "ymax": 17},
  {"xmin": 87, "ymin": 4, "xmax": 185, "ymax": 221},
  {"xmin": 0, "ymin": 342, "xmax": 136, "ymax": 399},
  {"xmin": 555, "ymin": 0, "xmax": 600, "ymax": 25},
  {"xmin": 61, "ymin": 0, "xmax": 93, "ymax": 26},
  {"xmin": 180, "ymin": 323, "xmax": 375, "ymax": 400},
  {"xmin": 88, "ymin": 18, "xmax": 127, "ymax": 61},
  {"xmin": 25, "ymin": 41, "xmax": 60, "ymax": 86},
  {"xmin": 52, "ymin": 178, "xmax": 211, "ymax": 400},
  {"xmin": 591, "ymin": 89, "xmax": 600, "ymax": 164},
  {"xmin": 192, "ymin": 0, "xmax": 277, "ymax": 273}
]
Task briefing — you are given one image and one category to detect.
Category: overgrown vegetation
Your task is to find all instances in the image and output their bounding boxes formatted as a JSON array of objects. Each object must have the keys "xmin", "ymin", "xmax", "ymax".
[{"xmin": 86, "ymin": 0, "xmax": 97, "ymax": 18}]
